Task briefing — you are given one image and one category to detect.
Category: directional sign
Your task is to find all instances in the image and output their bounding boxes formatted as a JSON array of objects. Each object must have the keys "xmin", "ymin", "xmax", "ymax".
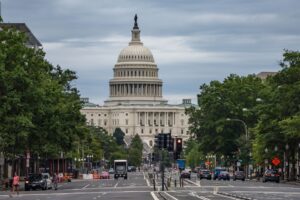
[
  {"xmin": 272, "ymin": 157, "xmax": 281, "ymax": 166},
  {"xmin": 205, "ymin": 161, "xmax": 211, "ymax": 166}
]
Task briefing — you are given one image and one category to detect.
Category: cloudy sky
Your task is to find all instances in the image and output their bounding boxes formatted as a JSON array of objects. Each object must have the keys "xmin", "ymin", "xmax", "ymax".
[{"xmin": 2, "ymin": 0, "xmax": 300, "ymax": 104}]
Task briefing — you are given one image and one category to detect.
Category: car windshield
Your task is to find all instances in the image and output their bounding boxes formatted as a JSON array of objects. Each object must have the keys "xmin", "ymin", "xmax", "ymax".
[
  {"xmin": 236, "ymin": 171, "xmax": 244, "ymax": 175},
  {"xmin": 29, "ymin": 174, "xmax": 42, "ymax": 181},
  {"xmin": 220, "ymin": 171, "xmax": 228, "ymax": 175},
  {"xmin": 116, "ymin": 166, "xmax": 125, "ymax": 171},
  {"xmin": 266, "ymin": 170, "xmax": 278, "ymax": 174},
  {"xmin": 202, "ymin": 170, "xmax": 210, "ymax": 174}
]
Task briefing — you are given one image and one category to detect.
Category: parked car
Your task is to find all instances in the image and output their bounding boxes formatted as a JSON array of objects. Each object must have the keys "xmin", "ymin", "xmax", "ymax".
[
  {"xmin": 197, "ymin": 169, "xmax": 212, "ymax": 180},
  {"xmin": 100, "ymin": 171, "xmax": 110, "ymax": 179},
  {"xmin": 108, "ymin": 168, "xmax": 115, "ymax": 174},
  {"xmin": 41, "ymin": 173, "xmax": 52, "ymax": 189},
  {"xmin": 233, "ymin": 171, "xmax": 245, "ymax": 181},
  {"xmin": 218, "ymin": 171, "xmax": 230, "ymax": 180},
  {"xmin": 213, "ymin": 167, "xmax": 226, "ymax": 180},
  {"xmin": 180, "ymin": 169, "xmax": 191, "ymax": 179},
  {"xmin": 263, "ymin": 169, "xmax": 280, "ymax": 183},
  {"xmin": 25, "ymin": 174, "xmax": 48, "ymax": 191},
  {"xmin": 185, "ymin": 167, "xmax": 192, "ymax": 173},
  {"xmin": 128, "ymin": 166, "xmax": 136, "ymax": 172}
]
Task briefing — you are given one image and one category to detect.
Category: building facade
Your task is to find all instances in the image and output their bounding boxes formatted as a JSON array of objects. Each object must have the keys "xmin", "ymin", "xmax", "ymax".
[{"xmin": 81, "ymin": 16, "xmax": 192, "ymax": 149}]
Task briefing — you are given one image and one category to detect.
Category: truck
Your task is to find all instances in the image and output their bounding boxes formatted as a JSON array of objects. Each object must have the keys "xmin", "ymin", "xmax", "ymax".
[{"xmin": 114, "ymin": 159, "xmax": 128, "ymax": 179}]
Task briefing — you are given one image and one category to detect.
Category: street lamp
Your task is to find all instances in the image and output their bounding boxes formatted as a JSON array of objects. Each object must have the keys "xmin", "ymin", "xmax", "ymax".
[
  {"xmin": 226, "ymin": 118, "xmax": 248, "ymax": 140},
  {"xmin": 226, "ymin": 118, "xmax": 249, "ymax": 177}
]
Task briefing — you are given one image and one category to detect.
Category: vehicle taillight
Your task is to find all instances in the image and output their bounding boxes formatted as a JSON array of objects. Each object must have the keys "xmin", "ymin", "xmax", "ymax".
[{"xmin": 25, "ymin": 181, "xmax": 29, "ymax": 184}]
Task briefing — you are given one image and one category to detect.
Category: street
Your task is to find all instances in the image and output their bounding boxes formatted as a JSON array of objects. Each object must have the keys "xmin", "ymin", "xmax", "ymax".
[{"xmin": 1, "ymin": 172, "xmax": 300, "ymax": 200}]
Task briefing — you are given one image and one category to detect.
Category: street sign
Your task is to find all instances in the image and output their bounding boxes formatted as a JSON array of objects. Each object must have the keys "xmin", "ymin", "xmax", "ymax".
[
  {"xmin": 237, "ymin": 162, "xmax": 241, "ymax": 167},
  {"xmin": 205, "ymin": 161, "xmax": 211, "ymax": 166},
  {"xmin": 272, "ymin": 157, "xmax": 280, "ymax": 166}
]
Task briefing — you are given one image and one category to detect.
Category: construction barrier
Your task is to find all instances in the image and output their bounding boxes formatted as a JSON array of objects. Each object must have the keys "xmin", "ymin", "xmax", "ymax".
[{"xmin": 93, "ymin": 172, "xmax": 100, "ymax": 179}]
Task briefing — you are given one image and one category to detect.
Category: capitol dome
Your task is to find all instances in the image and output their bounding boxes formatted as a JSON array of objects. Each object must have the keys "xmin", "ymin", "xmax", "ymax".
[
  {"xmin": 117, "ymin": 45, "xmax": 155, "ymax": 63},
  {"xmin": 105, "ymin": 14, "xmax": 167, "ymax": 106}
]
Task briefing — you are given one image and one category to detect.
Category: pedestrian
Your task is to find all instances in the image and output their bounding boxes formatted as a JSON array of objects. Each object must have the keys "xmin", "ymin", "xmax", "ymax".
[
  {"xmin": 53, "ymin": 173, "xmax": 59, "ymax": 190},
  {"xmin": 10, "ymin": 172, "xmax": 19, "ymax": 197}
]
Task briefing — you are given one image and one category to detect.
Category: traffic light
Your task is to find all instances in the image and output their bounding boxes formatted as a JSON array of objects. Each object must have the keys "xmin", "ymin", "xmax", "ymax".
[
  {"xmin": 174, "ymin": 138, "xmax": 183, "ymax": 160},
  {"xmin": 176, "ymin": 138, "xmax": 182, "ymax": 152},
  {"xmin": 154, "ymin": 134, "xmax": 164, "ymax": 149}
]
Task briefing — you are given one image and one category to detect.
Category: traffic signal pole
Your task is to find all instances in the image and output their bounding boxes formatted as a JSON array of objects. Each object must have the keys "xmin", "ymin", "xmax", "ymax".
[{"xmin": 161, "ymin": 150, "xmax": 165, "ymax": 191}]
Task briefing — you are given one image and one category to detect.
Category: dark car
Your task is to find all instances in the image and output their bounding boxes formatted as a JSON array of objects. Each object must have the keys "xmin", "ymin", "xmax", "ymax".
[
  {"xmin": 213, "ymin": 167, "xmax": 226, "ymax": 180},
  {"xmin": 25, "ymin": 174, "xmax": 47, "ymax": 191},
  {"xmin": 128, "ymin": 166, "xmax": 136, "ymax": 172},
  {"xmin": 263, "ymin": 169, "xmax": 280, "ymax": 183},
  {"xmin": 180, "ymin": 170, "xmax": 191, "ymax": 179},
  {"xmin": 218, "ymin": 171, "xmax": 230, "ymax": 180},
  {"xmin": 198, "ymin": 169, "xmax": 212, "ymax": 180},
  {"xmin": 233, "ymin": 171, "xmax": 245, "ymax": 181}
]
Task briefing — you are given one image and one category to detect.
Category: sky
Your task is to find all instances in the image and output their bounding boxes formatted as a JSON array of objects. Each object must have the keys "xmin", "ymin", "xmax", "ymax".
[{"xmin": 2, "ymin": 0, "xmax": 300, "ymax": 104}]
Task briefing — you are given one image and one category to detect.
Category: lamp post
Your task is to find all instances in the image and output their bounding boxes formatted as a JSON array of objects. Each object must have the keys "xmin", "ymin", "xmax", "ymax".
[
  {"xmin": 284, "ymin": 144, "xmax": 289, "ymax": 181},
  {"xmin": 226, "ymin": 118, "xmax": 249, "ymax": 177}
]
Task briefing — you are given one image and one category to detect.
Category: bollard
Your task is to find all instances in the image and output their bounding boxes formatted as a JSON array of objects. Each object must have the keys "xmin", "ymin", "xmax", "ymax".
[
  {"xmin": 174, "ymin": 179, "xmax": 177, "ymax": 187},
  {"xmin": 153, "ymin": 179, "xmax": 156, "ymax": 191}
]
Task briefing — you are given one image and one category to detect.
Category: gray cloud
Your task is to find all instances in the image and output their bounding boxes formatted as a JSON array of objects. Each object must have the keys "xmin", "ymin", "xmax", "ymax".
[{"xmin": 2, "ymin": 0, "xmax": 300, "ymax": 104}]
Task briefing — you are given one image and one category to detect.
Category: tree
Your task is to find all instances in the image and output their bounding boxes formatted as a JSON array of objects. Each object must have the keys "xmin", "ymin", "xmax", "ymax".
[
  {"xmin": 128, "ymin": 134, "xmax": 143, "ymax": 166},
  {"xmin": 187, "ymin": 74, "xmax": 265, "ymax": 162},
  {"xmin": 253, "ymin": 50, "xmax": 300, "ymax": 179},
  {"xmin": 113, "ymin": 128, "xmax": 125, "ymax": 146},
  {"xmin": 0, "ymin": 26, "xmax": 86, "ymax": 175}
]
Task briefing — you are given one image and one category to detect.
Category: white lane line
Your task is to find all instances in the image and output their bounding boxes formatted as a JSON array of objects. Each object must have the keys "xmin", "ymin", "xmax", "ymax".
[
  {"xmin": 143, "ymin": 172, "xmax": 151, "ymax": 187},
  {"xmin": 150, "ymin": 192, "xmax": 160, "ymax": 200},
  {"xmin": 185, "ymin": 179, "xmax": 201, "ymax": 186},
  {"xmin": 114, "ymin": 180, "xmax": 120, "ymax": 188},
  {"xmin": 214, "ymin": 193, "xmax": 239, "ymax": 200},
  {"xmin": 163, "ymin": 191, "xmax": 179, "ymax": 200},
  {"xmin": 81, "ymin": 184, "xmax": 90, "ymax": 189}
]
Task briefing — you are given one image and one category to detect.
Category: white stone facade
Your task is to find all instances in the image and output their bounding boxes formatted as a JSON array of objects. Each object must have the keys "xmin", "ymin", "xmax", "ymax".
[{"xmin": 81, "ymin": 17, "xmax": 192, "ymax": 148}]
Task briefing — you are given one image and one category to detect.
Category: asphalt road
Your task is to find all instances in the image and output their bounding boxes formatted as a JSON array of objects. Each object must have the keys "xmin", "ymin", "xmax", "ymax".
[{"xmin": 0, "ymin": 172, "xmax": 299, "ymax": 200}]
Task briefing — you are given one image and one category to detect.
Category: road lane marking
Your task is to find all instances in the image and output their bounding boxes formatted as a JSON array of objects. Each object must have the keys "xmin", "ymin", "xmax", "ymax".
[
  {"xmin": 114, "ymin": 180, "xmax": 120, "ymax": 188},
  {"xmin": 150, "ymin": 192, "xmax": 160, "ymax": 200},
  {"xmin": 163, "ymin": 191, "xmax": 179, "ymax": 200},
  {"xmin": 81, "ymin": 184, "xmax": 90, "ymax": 189},
  {"xmin": 214, "ymin": 193, "xmax": 238, "ymax": 200}
]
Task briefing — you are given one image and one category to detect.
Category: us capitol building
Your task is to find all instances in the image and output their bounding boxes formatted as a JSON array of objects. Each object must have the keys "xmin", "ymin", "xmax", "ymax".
[{"xmin": 81, "ymin": 16, "xmax": 193, "ymax": 150}]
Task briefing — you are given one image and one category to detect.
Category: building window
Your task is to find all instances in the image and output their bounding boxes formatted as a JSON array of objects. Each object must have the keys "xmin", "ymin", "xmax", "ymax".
[
  {"xmin": 104, "ymin": 120, "xmax": 107, "ymax": 126},
  {"xmin": 149, "ymin": 140, "xmax": 153, "ymax": 147},
  {"xmin": 126, "ymin": 129, "xmax": 128, "ymax": 134},
  {"xmin": 126, "ymin": 113, "xmax": 128, "ymax": 116},
  {"xmin": 141, "ymin": 129, "xmax": 144, "ymax": 134},
  {"xmin": 155, "ymin": 129, "xmax": 158, "ymax": 133},
  {"xmin": 150, "ymin": 129, "xmax": 152, "ymax": 134},
  {"xmin": 98, "ymin": 114, "xmax": 101, "ymax": 116},
  {"xmin": 98, "ymin": 119, "xmax": 101, "ymax": 126},
  {"xmin": 91, "ymin": 114, "xmax": 93, "ymax": 117},
  {"xmin": 91, "ymin": 119, "xmax": 94, "ymax": 126},
  {"xmin": 126, "ymin": 119, "xmax": 128, "ymax": 125},
  {"xmin": 181, "ymin": 119, "xmax": 184, "ymax": 126},
  {"xmin": 181, "ymin": 129, "xmax": 184, "ymax": 134},
  {"xmin": 104, "ymin": 114, "xmax": 107, "ymax": 117}
]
